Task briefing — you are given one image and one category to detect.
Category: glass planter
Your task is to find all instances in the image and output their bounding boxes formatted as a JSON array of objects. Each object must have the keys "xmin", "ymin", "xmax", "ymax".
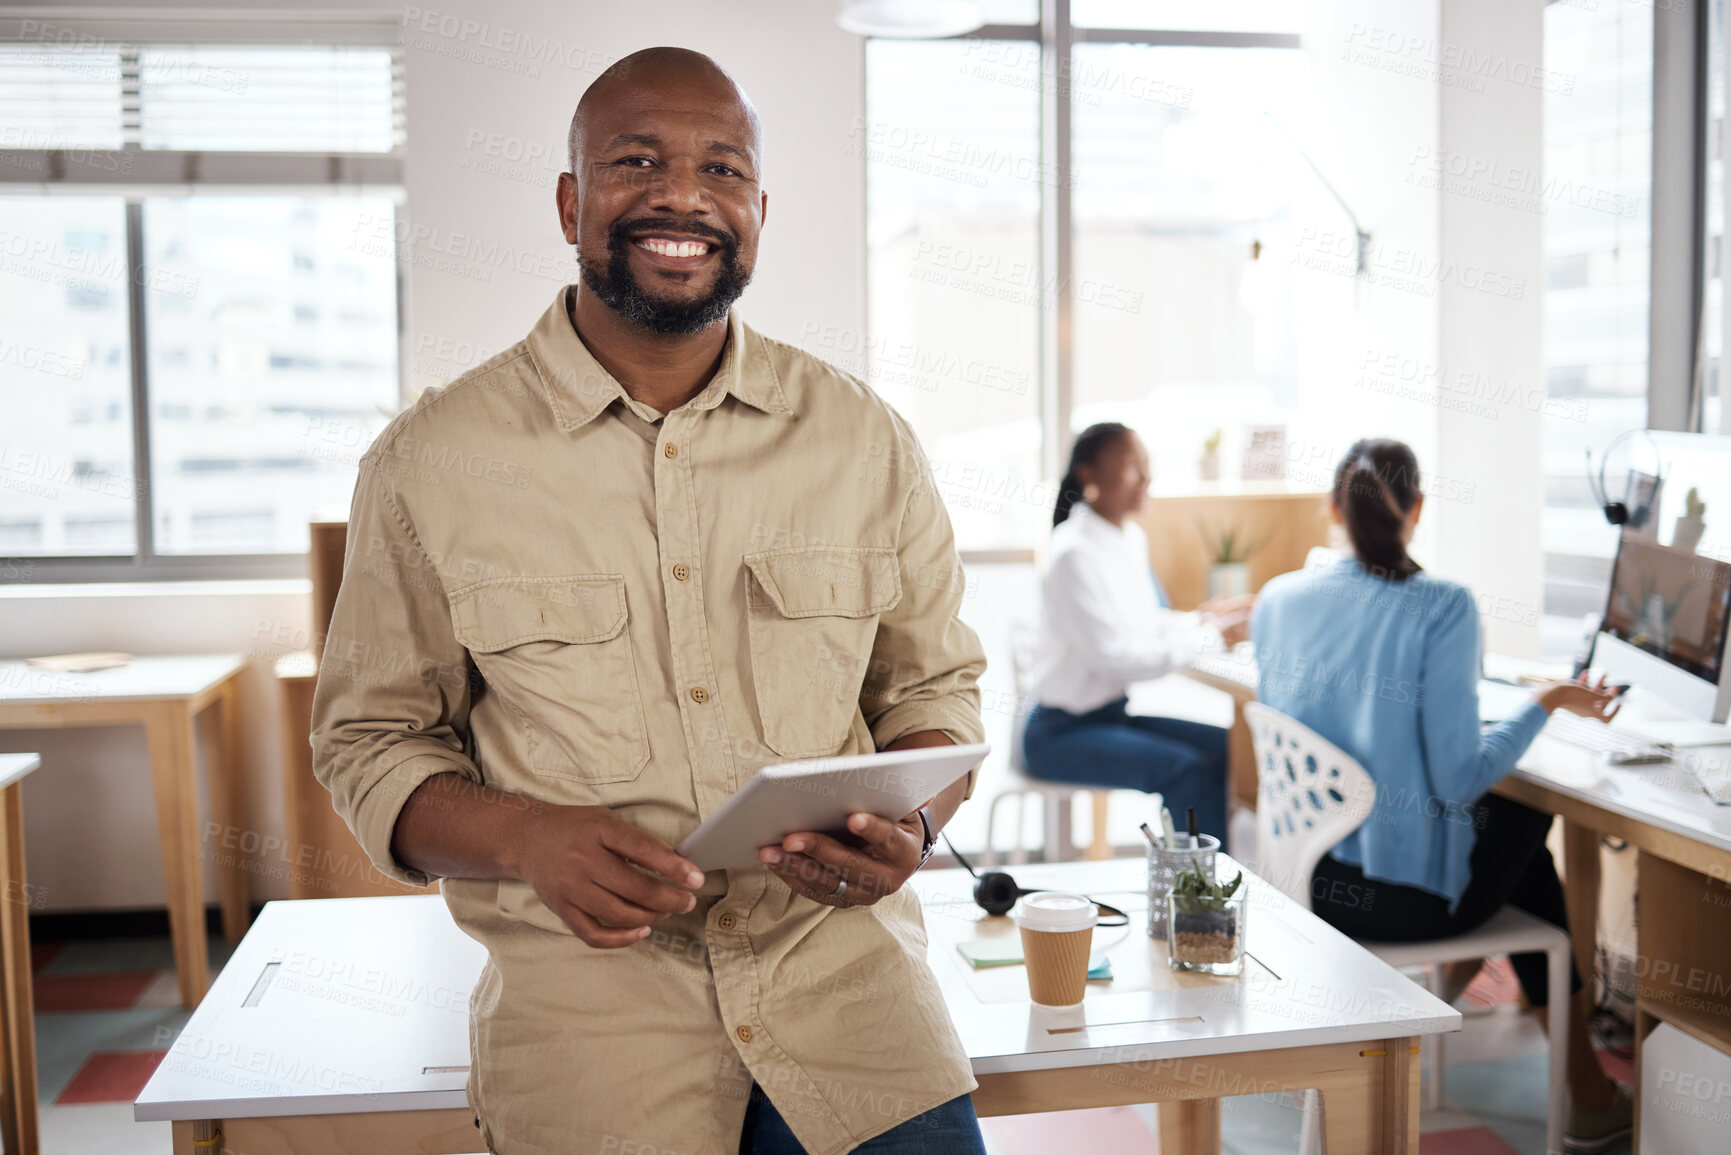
[
  {"xmin": 1167, "ymin": 889, "xmax": 1246, "ymax": 976},
  {"xmin": 1145, "ymin": 834, "xmax": 1219, "ymax": 939}
]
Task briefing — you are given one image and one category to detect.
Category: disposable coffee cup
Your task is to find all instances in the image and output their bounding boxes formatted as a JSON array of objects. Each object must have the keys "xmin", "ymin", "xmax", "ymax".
[{"xmin": 1012, "ymin": 892, "xmax": 1098, "ymax": 1007}]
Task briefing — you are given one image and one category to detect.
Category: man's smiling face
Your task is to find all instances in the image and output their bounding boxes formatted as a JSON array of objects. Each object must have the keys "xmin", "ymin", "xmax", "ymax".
[{"xmin": 563, "ymin": 62, "xmax": 767, "ymax": 336}]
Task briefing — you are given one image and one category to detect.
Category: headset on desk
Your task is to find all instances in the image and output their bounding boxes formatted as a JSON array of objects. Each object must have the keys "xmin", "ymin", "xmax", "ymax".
[{"xmin": 940, "ymin": 832, "xmax": 1130, "ymax": 927}]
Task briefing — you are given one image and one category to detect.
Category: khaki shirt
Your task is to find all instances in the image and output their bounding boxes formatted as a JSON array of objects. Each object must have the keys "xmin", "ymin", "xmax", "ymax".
[{"xmin": 311, "ymin": 287, "xmax": 988, "ymax": 1155}]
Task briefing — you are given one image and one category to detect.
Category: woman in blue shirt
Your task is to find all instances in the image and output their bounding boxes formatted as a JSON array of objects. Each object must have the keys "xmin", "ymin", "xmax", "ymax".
[{"xmin": 1252, "ymin": 439, "xmax": 1630, "ymax": 1148}]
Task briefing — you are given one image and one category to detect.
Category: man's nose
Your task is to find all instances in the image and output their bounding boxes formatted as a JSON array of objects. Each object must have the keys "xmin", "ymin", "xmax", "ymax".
[{"xmin": 643, "ymin": 163, "xmax": 710, "ymax": 215}]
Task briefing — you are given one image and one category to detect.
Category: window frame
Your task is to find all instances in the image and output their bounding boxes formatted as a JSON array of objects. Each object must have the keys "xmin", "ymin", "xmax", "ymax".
[
  {"xmin": 869, "ymin": 1, "xmax": 1300, "ymax": 566},
  {"xmin": 0, "ymin": 20, "xmax": 406, "ymax": 583}
]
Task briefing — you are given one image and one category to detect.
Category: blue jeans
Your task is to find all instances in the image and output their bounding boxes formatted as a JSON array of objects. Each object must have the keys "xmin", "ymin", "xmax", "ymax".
[
  {"xmin": 737, "ymin": 1086, "xmax": 986, "ymax": 1154},
  {"xmin": 1022, "ymin": 698, "xmax": 1229, "ymax": 840}
]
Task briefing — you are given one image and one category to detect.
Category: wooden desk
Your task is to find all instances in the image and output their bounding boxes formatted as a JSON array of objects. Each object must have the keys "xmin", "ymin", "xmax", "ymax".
[
  {"xmin": 0, "ymin": 656, "xmax": 250, "ymax": 1008},
  {"xmin": 0, "ymin": 754, "xmax": 40, "ymax": 1155},
  {"xmin": 136, "ymin": 863, "xmax": 1456, "ymax": 1154},
  {"xmin": 1485, "ymin": 675, "xmax": 1731, "ymax": 1152}
]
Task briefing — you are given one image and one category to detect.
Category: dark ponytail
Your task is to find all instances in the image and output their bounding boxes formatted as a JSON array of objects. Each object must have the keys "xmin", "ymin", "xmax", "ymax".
[
  {"xmin": 1333, "ymin": 438, "xmax": 1423, "ymax": 581},
  {"xmin": 1053, "ymin": 422, "xmax": 1132, "ymax": 527}
]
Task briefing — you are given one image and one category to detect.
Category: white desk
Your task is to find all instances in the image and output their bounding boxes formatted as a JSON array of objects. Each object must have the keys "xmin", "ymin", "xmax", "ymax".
[
  {"xmin": 0, "ymin": 655, "xmax": 250, "ymax": 1006},
  {"xmin": 0, "ymin": 754, "xmax": 39, "ymax": 1155},
  {"xmin": 137, "ymin": 862, "xmax": 1455, "ymax": 1154}
]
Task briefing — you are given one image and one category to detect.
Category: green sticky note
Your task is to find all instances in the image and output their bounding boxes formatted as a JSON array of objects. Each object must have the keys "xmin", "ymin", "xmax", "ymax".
[
  {"xmin": 954, "ymin": 940, "xmax": 1113, "ymax": 981},
  {"xmin": 956, "ymin": 939, "xmax": 1025, "ymax": 968}
]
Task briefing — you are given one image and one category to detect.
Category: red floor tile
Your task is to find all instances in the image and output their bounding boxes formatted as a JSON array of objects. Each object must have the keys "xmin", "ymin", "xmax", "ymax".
[
  {"xmin": 1420, "ymin": 1127, "xmax": 1521, "ymax": 1154},
  {"xmin": 56, "ymin": 1050, "xmax": 168, "ymax": 1105},
  {"xmin": 32, "ymin": 971, "xmax": 157, "ymax": 1012},
  {"xmin": 30, "ymin": 941, "xmax": 63, "ymax": 973},
  {"xmin": 980, "ymin": 1106, "xmax": 1152, "ymax": 1154}
]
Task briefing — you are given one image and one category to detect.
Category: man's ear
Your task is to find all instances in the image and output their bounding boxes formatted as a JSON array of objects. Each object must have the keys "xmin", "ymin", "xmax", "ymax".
[
  {"xmin": 759, "ymin": 189, "xmax": 769, "ymax": 232},
  {"xmin": 556, "ymin": 171, "xmax": 580, "ymax": 245}
]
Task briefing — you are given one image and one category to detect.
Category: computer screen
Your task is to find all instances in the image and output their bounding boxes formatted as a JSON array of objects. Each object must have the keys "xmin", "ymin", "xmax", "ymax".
[
  {"xmin": 1596, "ymin": 434, "xmax": 1731, "ymax": 701},
  {"xmin": 1601, "ymin": 533, "xmax": 1731, "ymax": 682}
]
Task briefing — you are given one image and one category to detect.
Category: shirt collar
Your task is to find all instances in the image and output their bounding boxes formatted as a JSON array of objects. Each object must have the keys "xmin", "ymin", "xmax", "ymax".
[{"xmin": 525, "ymin": 285, "xmax": 794, "ymax": 432}]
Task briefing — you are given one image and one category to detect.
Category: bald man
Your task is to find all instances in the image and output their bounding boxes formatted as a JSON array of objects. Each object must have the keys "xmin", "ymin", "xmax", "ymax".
[{"xmin": 313, "ymin": 48, "xmax": 991, "ymax": 1155}]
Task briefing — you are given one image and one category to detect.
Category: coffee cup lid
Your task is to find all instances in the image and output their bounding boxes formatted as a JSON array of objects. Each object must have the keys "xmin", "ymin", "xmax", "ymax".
[{"xmin": 1012, "ymin": 892, "xmax": 1099, "ymax": 933}]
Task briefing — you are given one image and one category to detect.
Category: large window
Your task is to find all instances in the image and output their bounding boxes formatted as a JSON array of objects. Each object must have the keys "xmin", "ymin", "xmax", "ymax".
[
  {"xmin": 860, "ymin": 10, "xmax": 1303, "ymax": 557},
  {"xmin": 1539, "ymin": 3, "xmax": 1653, "ymax": 630},
  {"xmin": 0, "ymin": 35, "xmax": 404, "ymax": 579},
  {"xmin": 862, "ymin": 38, "xmax": 1043, "ymax": 553},
  {"xmin": 1071, "ymin": 44, "xmax": 1305, "ymax": 475}
]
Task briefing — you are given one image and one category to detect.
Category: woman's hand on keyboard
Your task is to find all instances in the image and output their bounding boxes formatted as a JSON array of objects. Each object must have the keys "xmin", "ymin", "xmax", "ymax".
[{"xmin": 1534, "ymin": 675, "xmax": 1621, "ymax": 722}]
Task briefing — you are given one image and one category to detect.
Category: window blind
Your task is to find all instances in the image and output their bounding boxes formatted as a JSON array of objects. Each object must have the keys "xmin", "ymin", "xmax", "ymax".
[{"xmin": 0, "ymin": 43, "xmax": 403, "ymax": 154}]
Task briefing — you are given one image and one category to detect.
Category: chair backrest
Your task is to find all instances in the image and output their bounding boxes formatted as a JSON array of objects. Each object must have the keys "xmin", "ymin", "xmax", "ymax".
[
  {"xmin": 1007, "ymin": 620, "xmax": 1041, "ymax": 775},
  {"xmin": 1245, "ymin": 702, "xmax": 1376, "ymax": 911}
]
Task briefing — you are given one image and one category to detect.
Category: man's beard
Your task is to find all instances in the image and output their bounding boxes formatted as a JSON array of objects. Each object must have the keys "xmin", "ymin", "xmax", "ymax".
[{"xmin": 578, "ymin": 219, "xmax": 751, "ymax": 336}]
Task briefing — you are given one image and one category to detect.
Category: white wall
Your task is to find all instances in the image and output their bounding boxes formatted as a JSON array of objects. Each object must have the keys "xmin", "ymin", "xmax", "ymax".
[
  {"xmin": 396, "ymin": 0, "xmax": 866, "ymax": 393},
  {"xmin": 0, "ymin": 0, "xmax": 867, "ymax": 911}
]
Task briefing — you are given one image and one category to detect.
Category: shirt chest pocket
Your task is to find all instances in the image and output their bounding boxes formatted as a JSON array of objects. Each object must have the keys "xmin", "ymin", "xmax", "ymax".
[
  {"xmin": 451, "ymin": 576, "xmax": 650, "ymax": 785},
  {"xmin": 743, "ymin": 547, "xmax": 901, "ymax": 759}
]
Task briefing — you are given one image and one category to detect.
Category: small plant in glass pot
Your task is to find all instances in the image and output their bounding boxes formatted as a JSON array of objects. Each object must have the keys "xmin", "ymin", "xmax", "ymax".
[{"xmin": 1167, "ymin": 862, "xmax": 1246, "ymax": 975}]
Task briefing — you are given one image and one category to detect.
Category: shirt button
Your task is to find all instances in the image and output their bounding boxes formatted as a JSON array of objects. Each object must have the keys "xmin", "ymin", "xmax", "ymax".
[
  {"xmin": 717, "ymin": 913, "xmax": 737, "ymax": 930},
  {"xmin": 737, "ymin": 1025, "xmax": 753, "ymax": 1044},
  {"xmin": 664, "ymin": 442, "xmax": 678, "ymax": 459},
  {"xmin": 690, "ymin": 686, "xmax": 709, "ymax": 704},
  {"xmin": 672, "ymin": 563, "xmax": 690, "ymax": 582}
]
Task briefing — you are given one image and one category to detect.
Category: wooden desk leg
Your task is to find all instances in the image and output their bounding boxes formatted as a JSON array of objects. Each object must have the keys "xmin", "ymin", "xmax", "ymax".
[
  {"xmin": 1086, "ymin": 792, "xmax": 1112, "ymax": 861},
  {"xmin": 0, "ymin": 783, "xmax": 39, "ymax": 1155},
  {"xmin": 1156, "ymin": 1098, "xmax": 1220, "ymax": 1153},
  {"xmin": 1226, "ymin": 703, "xmax": 1257, "ymax": 811},
  {"xmin": 210, "ymin": 680, "xmax": 250, "ymax": 942},
  {"xmin": 1562, "ymin": 821, "xmax": 1601, "ymax": 991},
  {"xmin": 170, "ymin": 1120, "xmax": 219, "ymax": 1155},
  {"xmin": 145, "ymin": 704, "xmax": 210, "ymax": 1008},
  {"xmin": 1380, "ymin": 1037, "xmax": 1417, "ymax": 1154}
]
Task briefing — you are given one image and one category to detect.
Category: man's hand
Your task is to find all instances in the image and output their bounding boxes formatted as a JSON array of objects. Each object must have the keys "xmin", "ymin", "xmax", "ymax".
[
  {"xmin": 516, "ymin": 804, "xmax": 706, "ymax": 948},
  {"xmin": 757, "ymin": 808, "xmax": 925, "ymax": 909}
]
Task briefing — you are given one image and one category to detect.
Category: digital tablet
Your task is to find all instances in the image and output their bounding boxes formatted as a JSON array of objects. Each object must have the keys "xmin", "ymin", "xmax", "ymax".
[{"xmin": 676, "ymin": 743, "xmax": 990, "ymax": 870}]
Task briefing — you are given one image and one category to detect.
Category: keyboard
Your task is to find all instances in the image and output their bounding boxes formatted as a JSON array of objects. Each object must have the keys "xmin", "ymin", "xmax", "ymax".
[{"xmin": 1543, "ymin": 711, "xmax": 1673, "ymax": 761}]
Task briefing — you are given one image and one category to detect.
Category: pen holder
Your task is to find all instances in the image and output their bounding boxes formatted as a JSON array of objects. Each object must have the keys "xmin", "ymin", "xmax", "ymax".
[{"xmin": 1145, "ymin": 834, "xmax": 1219, "ymax": 939}]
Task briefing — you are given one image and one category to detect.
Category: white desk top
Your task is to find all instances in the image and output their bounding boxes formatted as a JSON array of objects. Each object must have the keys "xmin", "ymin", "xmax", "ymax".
[
  {"xmin": 0, "ymin": 653, "xmax": 245, "ymax": 705},
  {"xmin": 137, "ymin": 862, "xmax": 1455, "ymax": 1122},
  {"xmin": 1475, "ymin": 653, "xmax": 1731, "ymax": 856},
  {"xmin": 0, "ymin": 753, "xmax": 40, "ymax": 790},
  {"xmin": 135, "ymin": 896, "xmax": 485, "ymax": 1122},
  {"xmin": 911, "ymin": 858, "xmax": 1456, "ymax": 1076}
]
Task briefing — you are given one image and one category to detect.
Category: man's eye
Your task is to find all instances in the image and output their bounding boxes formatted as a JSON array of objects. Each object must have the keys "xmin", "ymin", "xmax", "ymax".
[
  {"xmin": 708, "ymin": 165, "xmax": 741, "ymax": 177},
  {"xmin": 614, "ymin": 156, "xmax": 653, "ymax": 167}
]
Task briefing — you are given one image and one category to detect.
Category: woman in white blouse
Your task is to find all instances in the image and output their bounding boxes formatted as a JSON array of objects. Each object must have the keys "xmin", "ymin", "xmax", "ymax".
[{"xmin": 1023, "ymin": 423, "xmax": 1249, "ymax": 839}]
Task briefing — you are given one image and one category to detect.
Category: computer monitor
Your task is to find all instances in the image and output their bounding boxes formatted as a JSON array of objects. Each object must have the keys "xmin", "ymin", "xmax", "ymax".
[{"xmin": 1590, "ymin": 432, "xmax": 1731, "ymax": 723}]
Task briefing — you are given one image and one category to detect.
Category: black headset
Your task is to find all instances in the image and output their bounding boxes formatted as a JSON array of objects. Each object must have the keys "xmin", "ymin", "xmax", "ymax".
[
  {"xmin": 1585, "ymin": 429, "xmax": 1663, "ymax": 528},
  {"xmin": 941, "ymin": 833, "xmax": 1129, "ymax": 927}
]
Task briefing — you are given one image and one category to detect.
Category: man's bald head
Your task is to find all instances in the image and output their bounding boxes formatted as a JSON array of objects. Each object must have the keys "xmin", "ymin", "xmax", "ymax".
[{"xmin": 567, "ymin": 47, "xmax": 763, "ymax": 177}]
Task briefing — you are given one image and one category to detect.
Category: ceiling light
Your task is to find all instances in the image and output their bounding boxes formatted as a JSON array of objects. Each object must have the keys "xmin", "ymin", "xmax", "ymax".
[{"xmin": 837, "ymin": 0, "xmax": 987, "ymax": 39}]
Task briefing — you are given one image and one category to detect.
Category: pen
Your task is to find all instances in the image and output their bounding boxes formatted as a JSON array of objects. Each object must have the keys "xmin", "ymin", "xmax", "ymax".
[
  {"xmin": 1138, "ymin": 822, "xmax": 1159, "ymax": 849},
  {"xmin": 1159, "ymin": 807, "xmax": 1177, "ymax": 849},
  {"xmin": 1186, "ymin": 807, "xmax": 1198, "ymax": 848}
]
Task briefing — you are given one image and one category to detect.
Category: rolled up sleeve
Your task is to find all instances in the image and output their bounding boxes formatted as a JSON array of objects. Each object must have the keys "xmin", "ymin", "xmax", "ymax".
[
  {"xmin": 861, "ymin": 425, "xmax": 988, "ymax": 796},
  {"xmin": 310, "ymin": 455, "xmax": 480, "ymax": 886}
]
